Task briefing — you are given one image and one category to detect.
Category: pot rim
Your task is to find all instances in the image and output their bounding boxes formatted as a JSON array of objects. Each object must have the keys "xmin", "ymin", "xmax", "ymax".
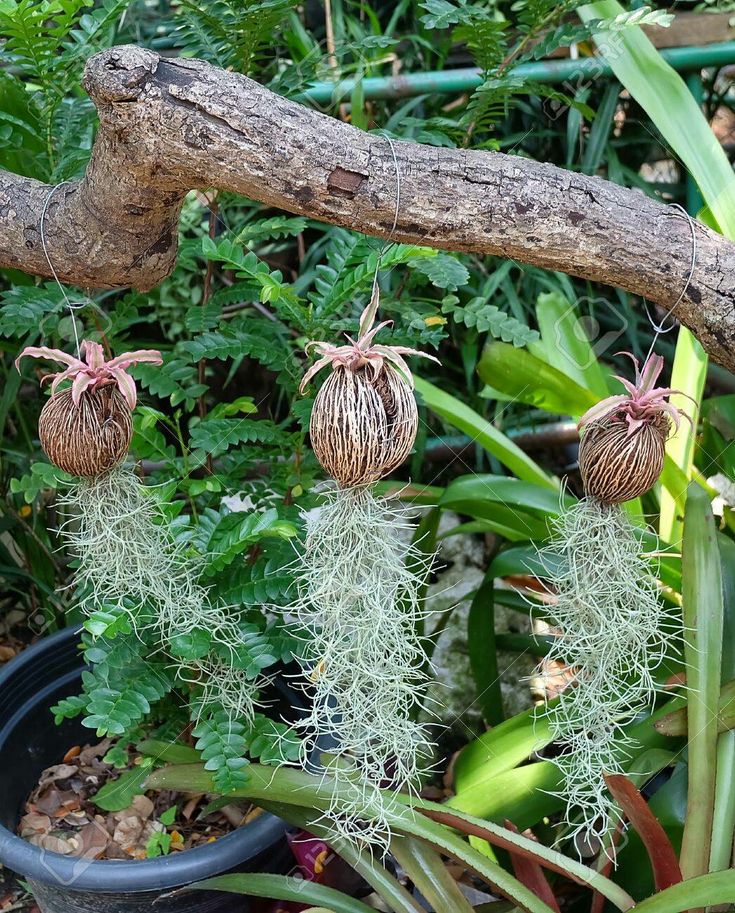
[{"xmin": 0, "ymin": 627, "xmax": 288, "ymax": 893}]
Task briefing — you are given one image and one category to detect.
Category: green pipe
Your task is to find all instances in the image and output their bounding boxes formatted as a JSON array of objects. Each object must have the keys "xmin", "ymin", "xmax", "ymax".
[{"xmin": 297, "ymin": 41, "xmax": 735, "ymax": 104}]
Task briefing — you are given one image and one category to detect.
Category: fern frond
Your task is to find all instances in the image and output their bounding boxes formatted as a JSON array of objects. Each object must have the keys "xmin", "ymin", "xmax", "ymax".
[
  {"xmin": 443, "ymin": 297, "xmax": 540, "ymax": 346},
  {"xmin": 175, "ymin": 0, "xmax": 297, "ymax": 75}
]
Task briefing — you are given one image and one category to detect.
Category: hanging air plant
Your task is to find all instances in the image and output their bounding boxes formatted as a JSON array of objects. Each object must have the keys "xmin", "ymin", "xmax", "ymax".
[
  {"xmin": 16, "ymin": 341, "xmax": 262, "ymax": 727},
  {"xmin": 293, "ymin": 296, "xmax": 438, "ymax": 847},
  {"xmin": 540, "ymin": 353, "xmax": 686, "ymax": 847}
]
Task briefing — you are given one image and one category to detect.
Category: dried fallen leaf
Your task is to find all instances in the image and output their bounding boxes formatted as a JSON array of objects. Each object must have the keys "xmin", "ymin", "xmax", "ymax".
[
  {"xmin": 18, "ymin": 812, "xmax": 51, "ymax": 837},
  {"xmin": 62, "ymin": 746, "xmax": 81, "ymax": 763},
  {"xmin": 73, "ymin": 822, "xmax": 110, "ymax": 860},
  {"xmin": 28, "ymin": 834, "xmax": 76, "ymax": 855}
]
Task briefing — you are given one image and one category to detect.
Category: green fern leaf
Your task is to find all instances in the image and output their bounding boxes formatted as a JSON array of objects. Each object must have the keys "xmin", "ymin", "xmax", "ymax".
[
  {"xmin": 192, "ymin": 711, "xmax": 250, "ymax": 793},
  {"xmin": 245, "ymin": 714, "xmax": 301, "ymax": 764},
  {"xmin": 0, "ymin": 283, "xmax": 67, "ymax": 337},
  {"xmin": 443, "ymin": 297, "xmax": 539, "ymax": 346},
  {"xmin": 199, "ymin": 507, "xmax": 296, "ymax": 575},
  {"xmin": 410, "ymin": 253, "xmax": 470, "ymax": 290},
  {"xmin": 132, "ymin": 356, "xmax": 208, "ymax": 409},
  {"xmin": 189, "ymin": 417, "xmax": 280, "ymax": 458}
]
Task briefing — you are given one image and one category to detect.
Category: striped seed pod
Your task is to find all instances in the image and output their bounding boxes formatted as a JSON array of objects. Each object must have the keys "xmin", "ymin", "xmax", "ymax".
[
  {"xmin": 310, "ymin": 364, "xmax": 418, "ymax": 487},
  {"xmin": 39, "ymin": 386, "xmax": 132, "ymax": 478},
  {"xmin": 579, "ymin": 416, "xmax": 668, "ymax": 504}
]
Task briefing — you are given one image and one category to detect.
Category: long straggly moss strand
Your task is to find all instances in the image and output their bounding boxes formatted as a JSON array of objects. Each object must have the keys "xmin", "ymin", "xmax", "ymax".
[
  {"xmin": 58, "ymin": 465, "xmax": 261, "ymax": 724},
  {"xmin": 538, "ymin": 498, "xmax": 675, "ymax": 845},
  {"xmin": 289, "ymin": 486, "xmax": 434, "ymax": 850}
]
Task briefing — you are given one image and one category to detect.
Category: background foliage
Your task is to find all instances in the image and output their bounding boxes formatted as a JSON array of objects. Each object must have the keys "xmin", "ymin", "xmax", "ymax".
[{"xmin": 1, "ymin": 0, "xmax": 735, "ymax": 906}]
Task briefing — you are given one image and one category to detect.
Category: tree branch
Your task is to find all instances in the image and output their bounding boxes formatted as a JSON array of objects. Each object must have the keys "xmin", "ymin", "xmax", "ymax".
[{"xmin": 1, "ymin": 45, "xmax": 734, "ymax": 370}]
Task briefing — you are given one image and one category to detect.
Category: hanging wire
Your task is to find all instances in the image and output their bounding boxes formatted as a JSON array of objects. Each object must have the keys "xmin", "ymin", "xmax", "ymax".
[
  {"xmin": 643, "ymin": 202, "xmax": 698, "ymax": 364},
  {"xmin": 359, "ymin": 132, "xmax": 402, "ymax": 337},
  {"xmin": 39, "ymin": 181, "xmax": 88, "ymax": 360}
]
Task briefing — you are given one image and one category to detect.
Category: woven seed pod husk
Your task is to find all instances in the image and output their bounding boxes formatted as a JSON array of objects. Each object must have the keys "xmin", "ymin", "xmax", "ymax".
[
  {"xmin": 310, "ymin": 364, "xmax": 418, "ymax": 486},
  {"xmin": 579, "ymin": 416, "xmax": 667, "ymax": 503},
  {"xmin": 39, "ymin": 386, "xmax": 132, "ymax": 478}
]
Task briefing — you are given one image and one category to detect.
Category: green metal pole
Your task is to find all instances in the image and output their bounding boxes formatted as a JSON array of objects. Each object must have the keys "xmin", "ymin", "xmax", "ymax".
[{"xmin": 296, "ymin": 41, "xmax": 735, "ymax": 105}]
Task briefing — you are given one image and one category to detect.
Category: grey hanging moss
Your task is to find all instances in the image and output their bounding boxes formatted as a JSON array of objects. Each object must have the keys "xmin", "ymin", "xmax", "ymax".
[{"xmin": 293, "ymin": 299, "xmax": 439, "ymax": 848}]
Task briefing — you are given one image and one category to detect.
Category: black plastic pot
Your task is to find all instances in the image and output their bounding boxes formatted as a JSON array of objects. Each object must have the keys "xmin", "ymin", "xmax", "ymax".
[{"xmin": 0, "ymin": 628, "xmax": 294, "ymax": 913}]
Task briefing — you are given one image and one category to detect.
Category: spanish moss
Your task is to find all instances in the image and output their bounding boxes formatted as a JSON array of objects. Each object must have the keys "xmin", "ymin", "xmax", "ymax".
[
  {"xmin": 538, "ymin": 498, "xmax": 675, "ymax": 846},
  {"xmin": 58, "ymin": 464, "xmax": 261, "ymax": 725},
  {"xmin": 289, "ymin": 485, "xmax": 434, "ymax": 850}
]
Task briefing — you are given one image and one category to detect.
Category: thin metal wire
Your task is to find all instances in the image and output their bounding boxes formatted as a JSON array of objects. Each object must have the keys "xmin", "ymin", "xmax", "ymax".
[
  {"xmin": 39, "ymin": 181, "xmax": 86, "ymax": 359},
  {"xmin": 643, "ymin": 202, "xmax": 697, "ymax": 364}
]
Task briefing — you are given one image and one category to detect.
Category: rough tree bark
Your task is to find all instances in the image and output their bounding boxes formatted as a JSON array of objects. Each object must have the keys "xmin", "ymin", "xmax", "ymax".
[{"xmin": 0, "ymin": 45, "xmax": 734, "ymax": 369}]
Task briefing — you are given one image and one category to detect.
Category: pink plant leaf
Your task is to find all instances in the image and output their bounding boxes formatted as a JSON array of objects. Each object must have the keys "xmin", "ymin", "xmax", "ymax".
[
  {"xmin": 15, "ymin": 346, "xmax": 84, "ymax": 374},
  {"xmin": 379, "ymin": 349, "xmax": 413, "ymax": 386},
  {"xmin": 81, "ymin": 340, "xmax": 106, "ymax": 370},
  {"xmin": 71, "ymin": 372, "xmax": 96, "ymax": 406},
  {"xmin": 637, "ymin": 352, "xmax": 665, "ymax": 394},
  {"xmin": 613, "ymin": 374, "xmax": 640, "ymax": 398},
  {"xmin": 110, "ymin": 368, "xmax": 138, "ymax": 409},
  {"xmin": 17, "ymin": 341, "xmax": 161, "ymax": 410},
  {"xmin": 105, "ymin": 349, "xmax": 164, "ymax": 371},
  {"xmin": 299, "ymin": 355, "xmax": 334, "ymax": 393},
  {"xmin": 365, "ymin": 354, "xmax": 385, "ymax": 381},
  {"xmin": 616, "ymin": 350, "xmax": 641, "ymax": 378},
  {"xmin": 578, "ymin": 395, "xmax": 629, "ymax": 429},
  {"xmin": 304, "ymin": 340, "xmax": 333, "ymax": 357},
  {"xmin": 50, "ymin": 366, "xmax": 83, "ymax": 394},
  {"xmin": 359, "ymin": 320, "xmax": 393, "ymax": 349},
  {"xmin": 382, "ymin": 345, "xmax": 441, "ymax": 364}
]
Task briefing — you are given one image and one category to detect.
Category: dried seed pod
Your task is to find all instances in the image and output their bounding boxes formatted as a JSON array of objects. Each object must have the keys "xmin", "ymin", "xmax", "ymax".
[
  {"xmin": 579, "ymin": 417, "xmax": 667, "ymax": 503},
  {"xmin": 310, "ymin": 364, "xmax": 418, "ymax": 486},
  {"xmin": 39, "ymin": 386, "xmax": 132, "ymax": 477}
]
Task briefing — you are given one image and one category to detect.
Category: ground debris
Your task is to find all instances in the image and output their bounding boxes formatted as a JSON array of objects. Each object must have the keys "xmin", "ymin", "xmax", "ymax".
[{"xmin": 18, "ymin": 739, "xmax": 252, "ymax": 861}]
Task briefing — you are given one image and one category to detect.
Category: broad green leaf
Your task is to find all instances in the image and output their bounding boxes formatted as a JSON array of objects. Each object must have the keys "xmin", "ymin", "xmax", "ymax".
[
  {"xmin": 441, "ymin": 475, "xmax": 571, "ymax": 517},
  {"xmin": 478, "ymin": 341, "xmax": 597, "ymax": 418},
  {"xmin": 467, "ymin": 569, "xmax": 504, "ymax": 727},
  {"xmin": 533, "ymin": 291, "xmax": 609, "ymax": 397},
  {"xmin": 147, "ymin": 763, "xmax": 593, "ymax": 913},
  {"xmin": 579, "ymin": 1, "xmax": 735, "ymax": 238},
  {"xmin": 629, "ymin": 871, "xmax": 735, "ymax": 913},
  {"xmin": 391, "ymin": 837, "xmax": 475, "ymax": 913},
  {"xmin": 192, "ymin": 873, "xmax": 376, "ymax": 913},
  {"xmin": 679, "ymin": 486, "xmax": 724, "ymax": 880},
  {"xmin": 711, "ymin": 536, "xmax": 735, "ymax": 871},
  {"xmin": 659, "ymin": 328, "xmax": 707, "ymax": 545},
  {"xmin": 92, "ymin": 758, "xmax": 154, "ymax": 812},
  {"xmin": 137, "ymin": 739, "xmax": 201, "ymax": 765},
  {"xmin": 415, "ymin": 376, "xmax": 556, "ymax": 490},
  {"xmin": 454, "ymin": 705, "xmax": 554, "ymax": 794}
]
